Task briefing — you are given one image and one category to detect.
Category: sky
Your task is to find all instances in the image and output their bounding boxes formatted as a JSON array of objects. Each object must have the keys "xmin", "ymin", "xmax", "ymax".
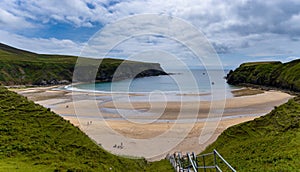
[{"xmin": 1, "ymin": 0, "xmax": 300, "ymax": 69}]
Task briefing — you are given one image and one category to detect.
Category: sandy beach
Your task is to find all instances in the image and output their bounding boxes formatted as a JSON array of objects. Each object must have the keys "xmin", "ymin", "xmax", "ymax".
[{"xmin": 12, "ymin": 86, "xmax": 293, "ymax": 161}]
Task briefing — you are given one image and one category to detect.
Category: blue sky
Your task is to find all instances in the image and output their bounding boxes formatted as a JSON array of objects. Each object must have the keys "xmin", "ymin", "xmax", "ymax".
[{"xmin": 1, "ymin": 0, "xmax": 300, "ymax": 69}]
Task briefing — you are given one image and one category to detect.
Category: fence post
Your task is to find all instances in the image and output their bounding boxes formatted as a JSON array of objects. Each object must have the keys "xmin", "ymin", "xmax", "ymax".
[
  {"xmin": 214, "ymin": 150, "xmax": 218, "ymax": 171},
  {"xmin": 202, "ymin": 155, "xmax": 206, "ymax": 172},
  {"xmin": 192, "ymin": 152, "xmax": 198, "ymax": 167}
]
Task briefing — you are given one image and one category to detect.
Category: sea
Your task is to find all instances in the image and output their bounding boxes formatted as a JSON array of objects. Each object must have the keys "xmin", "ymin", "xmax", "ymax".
[{"xmin": 66, "ymin": 69, "xmax": 238, "ymax": 100}]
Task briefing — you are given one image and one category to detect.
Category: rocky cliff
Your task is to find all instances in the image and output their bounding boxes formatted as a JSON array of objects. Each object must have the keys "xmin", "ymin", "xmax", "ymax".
[
  {"xmin": 0, "ymin": 43, "xmax": 167, "ymax": 86},
  {"xmin": 226, "ymin": 59, "xmax": 300, "ymax": 92}
]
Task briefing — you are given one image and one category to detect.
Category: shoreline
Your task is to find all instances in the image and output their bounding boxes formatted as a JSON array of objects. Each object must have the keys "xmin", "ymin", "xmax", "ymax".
[
  {"xmin": 232, "ymin": 83, "xmax": 300, "ymax": 96},
  {"xmin": 11, "ymin": 85, "xmax": 293, "ymax": 161}
]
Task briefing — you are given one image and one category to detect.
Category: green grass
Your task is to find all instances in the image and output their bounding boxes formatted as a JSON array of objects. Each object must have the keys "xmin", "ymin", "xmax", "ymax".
[
  {"xmin": 0, "ymin": 43, "xmax": 166, "ymax": 85},
  {"xmin": 201, "ymin": 96, "xmax": 300, "ymax": 171},
  {"xmin": 0, "ymin": 86, "xmax": 173, "ymax": 171},
  {"xmin": 227, "ymin": 59, "xmax": 300, "ymax": 92},
  {"xmin": 0, "ymin": 158, "xmax": 54, "ymax": 172},
  {"xmin": 204, "ymin": 59, "xmax": 300, "ymax": 171}
]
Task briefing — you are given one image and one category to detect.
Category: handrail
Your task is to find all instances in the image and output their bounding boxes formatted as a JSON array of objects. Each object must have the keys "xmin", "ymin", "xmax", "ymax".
[
  {"xmin": 167, "ymin": 149, "xmax": 236, "ymax": 172},
  {"xmin": 215, "ymin": 165, "xmax": 222, "ymax": 172},
  {"xmin": 213, "ymin": 149, "xmax": 237, "ymax": 172},
  {"xmin": 187, "ymin": 153, "xmax": 197, "ymax": 172},
  {"xmin": 197, "ymin": 152, "xmax": 214, "ymax": 157}
]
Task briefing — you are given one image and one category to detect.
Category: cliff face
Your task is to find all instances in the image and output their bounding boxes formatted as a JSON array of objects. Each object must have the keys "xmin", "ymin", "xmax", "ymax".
[
  {"xmin": 97, "ymin": 61, "xmax": 168, "ymax": 82},
  {"xmin": 73, "ymin": 58, "xmax": 167, "ymax": 83},
  {"xmin": 0, "ymin": 43, "xmax": 167, "ymax": 86},
  {"xmin": 226, "ymin": 59, "xmax": 300, "ymax": 92}
]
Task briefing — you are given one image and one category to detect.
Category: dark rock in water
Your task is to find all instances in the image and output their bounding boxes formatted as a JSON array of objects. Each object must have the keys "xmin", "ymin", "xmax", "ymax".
[
  {"xmin": 50, "ymin": 79, "xmax": 58, "ymax": 85},
  {"xmin": 40, "ymin": 80, "xmax": 47, "ymax": 85},
  {"xmin": 34, "ymin": 79, "xmax": 71, "ymax": 86},
  {"xmin": 58, "ymin": 80, "xmax": 70, "ymax": 84},
  {"xmin": 135, "ymin": 69, "xmax": 168, "ymax": 78}
]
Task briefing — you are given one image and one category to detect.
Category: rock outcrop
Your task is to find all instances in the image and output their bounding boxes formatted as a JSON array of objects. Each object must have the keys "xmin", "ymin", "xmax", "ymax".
[{"xmin": 226, "ymin": 59, "xmax": 300, "ymax": 92}]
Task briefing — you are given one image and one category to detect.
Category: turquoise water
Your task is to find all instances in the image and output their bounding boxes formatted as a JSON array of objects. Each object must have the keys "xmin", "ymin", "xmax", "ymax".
[
  {"xmin": 70, "ymin": 69, "xmax": 236, "ymax": 94},
  {"xmin": 65, "ymin": 69, "xmax": 242, "ymax": 122}
]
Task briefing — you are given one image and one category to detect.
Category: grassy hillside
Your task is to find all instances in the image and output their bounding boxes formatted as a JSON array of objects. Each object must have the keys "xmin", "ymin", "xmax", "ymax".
[
  {"xmin": 0, "ymin": 43, "xmax": 166, "ymax": 85},
  {"xmin": 204, "ymin": 59, "xmax": 300, "ymax": 171},
  {"xmin": 226, "ymin": 59, "xmax": 300, "ymax": 92},
  {"xmin": 0, "ymin": 86, "xmax": 173, "ymax": 171},
  {"xmin": 202, "ymin": 96, "xmax": 300, "ymax": 171}
]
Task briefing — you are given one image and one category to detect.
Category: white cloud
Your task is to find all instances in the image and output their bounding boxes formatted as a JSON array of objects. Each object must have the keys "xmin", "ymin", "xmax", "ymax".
[
  {"xmin": 282, "ymin": 13, "xmax": 300, "ymax": 34},
  {"xmin": 0, "ymin": 30, "xmax": 83, "ymax": 55},
  {"xmin": 0, "ymin": 8, "xmax": 34, "ymax": 30},
  {"xmin": 79, "ymin": 14, "xmax": 222, "ymax": 69},
  {"xmin": 1, "ymin": 0, "xmax": 300, "ymax": 64},
  {"xmin": 2, "ymin": 0, "xmax": 300, "ymax": 37},
  {"xmin": 284, "ymin": 56, "xmax": 300, "ymax": 62}
]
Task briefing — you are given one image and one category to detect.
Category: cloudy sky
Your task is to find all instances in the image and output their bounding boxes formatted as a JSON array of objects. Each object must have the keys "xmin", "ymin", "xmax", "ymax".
[{"xmin": 1, "ymin": 0, "xmax": 300, "ymax": 68}]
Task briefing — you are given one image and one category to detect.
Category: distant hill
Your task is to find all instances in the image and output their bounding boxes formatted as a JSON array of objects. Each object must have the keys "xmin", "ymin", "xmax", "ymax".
[
  {"xmin": 0, "ymin": 43, "xmax": 167, "ymax": 86},
  {"xmin": 226, "ymin": 59, "xmax": 300, "ymax": 92},
  {"xmin": 0, "ymin": 43, "xmax": 37, "ymax": 55},
  {"xmin": 0, "ymin": 86, "xmax": 173, "ymax": 171}
]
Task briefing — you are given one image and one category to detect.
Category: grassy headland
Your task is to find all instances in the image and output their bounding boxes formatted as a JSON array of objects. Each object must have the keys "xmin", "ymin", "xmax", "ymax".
[
  {"xmin": 202, "ymin": 96, "xmax": 300, "ymax": 171},
  {"xmin": 201, "ymin": 59, "xmax": 300, "ymax": 171},
  {"xmin": 0, "ymin": 86, "xmax": 173, "ymax": 171},
  {"xmin": 227, "ymin": 60, "xmax": 300, "ymax": 92},
  {"xmin": 0, "ymin": 43, "xmax": 167, "ymax": 86}
]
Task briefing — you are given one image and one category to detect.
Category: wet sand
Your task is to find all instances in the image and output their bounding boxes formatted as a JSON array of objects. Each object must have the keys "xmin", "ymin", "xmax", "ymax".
[{"xmin": 12, "ymin": 86, "xmax": 293, "ymax": 161}]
